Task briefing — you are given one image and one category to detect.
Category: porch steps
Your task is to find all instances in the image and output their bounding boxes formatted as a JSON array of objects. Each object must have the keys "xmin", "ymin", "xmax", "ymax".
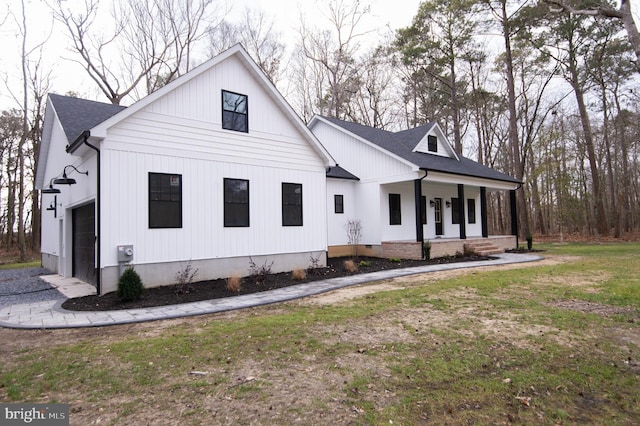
[{"xmin": 463, "ymin": 241, "xmax": 504, "ymax": 256}]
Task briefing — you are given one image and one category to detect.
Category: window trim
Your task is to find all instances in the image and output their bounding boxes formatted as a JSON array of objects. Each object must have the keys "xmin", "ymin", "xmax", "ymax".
[
  {"xmin": 427, "ymin": 135, "xmax": 438, "ymax": 153},
  {"xmin": 467, "ymin": 198, "xmax": 476, "ymax": 224},
  {"xmin": 389, "ymin": 193, "xmax": 401, "ymax": 225},
  {"xmin": 148, "ymin": 172, "xmax": 182, "ymax": 229},
  {"xmin": 221, "ymin": 90, "xmax": 248, "ymax": 133},
  {"xmin": 224, "ymin": 178, "xmax": 250, "ymax": 227},
  {"xmin": 334, "ymin": 194, "xmax": 344, "ymax": 214},
  {"xmin": 282, "ymin": 182, "xmax": 303, "ymax": 226},
  {"xmin": 452, "ymin": 197, "xmax": 460, "ymax": 224}
]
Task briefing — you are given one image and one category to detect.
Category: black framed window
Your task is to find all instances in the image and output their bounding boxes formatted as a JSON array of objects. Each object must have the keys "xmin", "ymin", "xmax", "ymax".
[
  {"xmin": 149, "ymin": 172, "xmax": 182, "ymax": 228},
  {"xmin": 421, "ymin": 195, "xmax": 427, "ymax": 225},
  {"xmin": 468, "ymin": 199, "xmax": 476, "ymax": 224},
  {"xmin": 334, "ymin": 194, "xmax": 344, "ymax": 214},
  {"xmin": 222, "ymin": 90, "xmax": 248, "ymax": 132},
  {"xmin": 389, "ymin": 193, "xmax": 401, "ymax": 225},
  {"xmin": 224, "ymin": 178, "xmax": 249, "ymax": 227},
  {"xmin": 452, "ymin": 197, "xmax": 460, "ymax": 224},
  {"xmin": 282, "ymin": 183, "xmax": 303, "ymax": 226},
  {"xmin": 427, "ymin": 135, "xmax": 438, "ymax": 152}
]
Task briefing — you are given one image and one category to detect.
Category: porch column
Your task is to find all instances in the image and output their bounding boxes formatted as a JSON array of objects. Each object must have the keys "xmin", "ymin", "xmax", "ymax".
[
  {"xmin": 414, "ymin": 179, "xmax": 424, "ymax": 244},
  {"xmin": 457, "ymin": 184, "xmax": 466, "ymax": 239},
  {"xmin": 510, "ymin": 189, "xmax": 518, "ymax": 245},
  {"xmin": 480, "ymin": 186, "xmax": 488, "ymax": 238}
]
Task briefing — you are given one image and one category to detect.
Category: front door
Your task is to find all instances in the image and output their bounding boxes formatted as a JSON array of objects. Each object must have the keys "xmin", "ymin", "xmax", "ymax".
[{"xmin": 434, "ymin": 197, "xmax": 444, "ymax": 236}]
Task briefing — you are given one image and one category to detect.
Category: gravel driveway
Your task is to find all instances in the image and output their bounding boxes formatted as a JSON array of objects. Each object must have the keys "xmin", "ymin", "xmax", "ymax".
[{"xmin": 0, "ymin": 267, "xmax": 65, "ymax": 308}]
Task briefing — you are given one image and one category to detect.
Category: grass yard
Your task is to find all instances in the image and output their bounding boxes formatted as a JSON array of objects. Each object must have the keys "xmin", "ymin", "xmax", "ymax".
[{"xmin": 1, "ymin": 242, "xmax": 639, "ymax": 425}]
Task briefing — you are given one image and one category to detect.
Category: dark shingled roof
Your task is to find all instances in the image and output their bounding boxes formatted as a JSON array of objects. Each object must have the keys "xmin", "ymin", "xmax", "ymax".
[
  {"xmin": 326, "ymin": 165, "xmax": 359, "ymax": 180},
  {"xmin": 320, "ymin": 116, "xmax": 520, "ymax": 184},
  {"xmin": 49, "ymin": 94, "xmax": 126, "ymax": 144}
]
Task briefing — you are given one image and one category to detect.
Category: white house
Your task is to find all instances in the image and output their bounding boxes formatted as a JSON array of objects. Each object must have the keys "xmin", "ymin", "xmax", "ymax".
[
  {"xmin": 309, "ymin": 116, "xmax": 521, "ymax": 259},
  {"xmin": 36, "ymin": 44, "xmax": 335, "ymax": 295}
]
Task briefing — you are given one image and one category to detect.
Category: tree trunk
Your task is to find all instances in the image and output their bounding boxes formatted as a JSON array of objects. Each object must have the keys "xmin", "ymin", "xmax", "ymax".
[{"xmin": 500, "ymin": 1, "xmax": 528, "ymax": 239}]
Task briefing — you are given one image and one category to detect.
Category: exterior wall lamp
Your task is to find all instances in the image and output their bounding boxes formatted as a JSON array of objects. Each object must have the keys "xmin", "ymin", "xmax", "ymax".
[
  {"xmin": 52, "ymin": 165, "xmax": 88, "ymax": 185},
  {"xmin": 446, "ymin": 200, "xmax": 451, "ymax": 208},
  {"xmin": 46, "ymin": 196, "xmax": 59, "ymax": 217},
  {"xmin": 429, "ymin": 199, "xmax": 435, "ymax": 207},
  {"xmin": 41, "ymin": 180, "xmax": 61, "ymax": 194}
]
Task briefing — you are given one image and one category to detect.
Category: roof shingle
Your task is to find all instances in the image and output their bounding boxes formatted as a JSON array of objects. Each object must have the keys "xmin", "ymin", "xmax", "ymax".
[{"xmin": 320, "ymin": 116, "xmax": 519, "ymax": 184}]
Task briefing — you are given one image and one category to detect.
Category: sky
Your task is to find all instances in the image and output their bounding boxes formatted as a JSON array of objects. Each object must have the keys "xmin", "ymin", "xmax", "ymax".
[{"xmin": 0, "ymin": 0, "xmax": 422, "ymax": 109}]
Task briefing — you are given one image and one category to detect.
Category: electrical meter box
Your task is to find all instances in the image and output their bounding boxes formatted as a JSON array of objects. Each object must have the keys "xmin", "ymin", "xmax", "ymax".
[{"xmin": 117, "ymin": 245, "xmax": 134, "ymax": 262}]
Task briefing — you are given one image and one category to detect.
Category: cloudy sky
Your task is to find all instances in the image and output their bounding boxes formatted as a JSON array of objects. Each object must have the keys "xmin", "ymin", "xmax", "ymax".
[{"xmin": 0, "ymin": 0, "xmax": 422, "ymax": 108}]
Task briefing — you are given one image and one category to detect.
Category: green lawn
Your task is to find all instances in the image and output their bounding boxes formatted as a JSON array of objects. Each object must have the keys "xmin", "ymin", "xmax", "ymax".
[{"xmin": 1, "ymin": 242, "xmax": 638, "ymax": 425}]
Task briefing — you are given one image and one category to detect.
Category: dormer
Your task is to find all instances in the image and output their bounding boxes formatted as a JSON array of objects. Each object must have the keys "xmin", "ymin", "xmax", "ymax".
[{"xmin": 413, "ymin": 124, "xmax": 459, "ymax": 160}]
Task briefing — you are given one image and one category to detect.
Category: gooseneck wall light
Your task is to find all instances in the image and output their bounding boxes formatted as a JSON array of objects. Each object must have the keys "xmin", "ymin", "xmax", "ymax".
[
  {"xmin": 52, "ymin": 165, "xmax": 89, "ymax": 185},
  {"xmin": 41, "ymin": 165, "xmax": 89, "ymax": 214},
  {"xmin": 41, "ymin": 178, "xmax": 61, "ymax": 194}
]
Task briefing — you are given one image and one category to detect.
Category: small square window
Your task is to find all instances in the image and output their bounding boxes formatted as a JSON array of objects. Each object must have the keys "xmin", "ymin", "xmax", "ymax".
[
  {"xmin": 222, "ymin": 90, "xmax": 248, "ymax": 132},
  {"xmin": 334, "ymin": 194, "xmax": 344, "ymax": 214},
  {"xmin": 224, "ymin": 178, "xmax": 249, "ymax": 227},
  {"xmin": 282, "ymin": 183, "xmax": 303, "ymax": 226},
  {"xmin": 427, "ymin": 135, "xmax": 437, "ymax": 152},
  {"xmin": 149, "ymin": 172, "xmax": 182, "ymax": 228}
]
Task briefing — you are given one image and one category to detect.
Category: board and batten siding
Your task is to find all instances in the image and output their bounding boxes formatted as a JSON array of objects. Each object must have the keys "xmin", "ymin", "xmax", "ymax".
[
  {"xmin": 98, "ymin": 53, "xmax": 329, "ymax": 270},
  {"xmin": 101, "ymin": 149, "xmax": 327, "ymax": 268},
  {"xmin": 310, "ymin": 121, "xmax": 413, "ymax": 182}
]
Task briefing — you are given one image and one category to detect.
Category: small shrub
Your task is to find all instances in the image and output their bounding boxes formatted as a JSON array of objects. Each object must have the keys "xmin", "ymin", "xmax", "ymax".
[
  {"xmin": 358, "ymin": 260, "xmax": 371, "ymax": 268},
  {"xmin": 118, "ymin": 267, "xmax": 144, "ymax": 302},
  {"xmin": 226, "ymin": 274, "xmax": 242, "ymax": 293},
  {"xmin": 308, "ymin": 253, "xmax": 322, "ymax": 274},
  {"xmin": 249, "ymin": 257, "xmax": 273, "ymax": 285},
  {"xmin": 423, "ymin": 240, "xmax": 431, "ymax": 260},
  {"xmin": 343, "ymin": 259, "xmax": 358, "ymax": 273},
  {"xmin": 291, "ymin": 269, "xmax": 307, "ymax": 281},
  {"xmin": 175, "ymin": 260, "xmax": 199, "ymax": 295},
  {"xmin": 526, "ymin": 234, "xmax": 533, "ymax": 250},
  {"xmin": 389, "ymin": 257, "xmax": 401, "ymax": 263}
]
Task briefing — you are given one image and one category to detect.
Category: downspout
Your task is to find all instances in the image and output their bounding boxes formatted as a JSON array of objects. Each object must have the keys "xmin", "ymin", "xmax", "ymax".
[
  {"xmin": 414, "ymin": 168, "xmax": 428, "ymax": 246},
  {"xmin": 82, "ymin": 131, "xmax": 102, "ymax": 295}
]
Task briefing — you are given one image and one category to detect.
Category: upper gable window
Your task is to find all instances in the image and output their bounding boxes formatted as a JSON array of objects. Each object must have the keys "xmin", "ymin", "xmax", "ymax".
[
  {"xmin": 222, "ymin": 90, "xmax": 248, "ymax": 132},
  {"xmin": 427, "ymin": 135, "xmax": 438, "ymax": 153}
]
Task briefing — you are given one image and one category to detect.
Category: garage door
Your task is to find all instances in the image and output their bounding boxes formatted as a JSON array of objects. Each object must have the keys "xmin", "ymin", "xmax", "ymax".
[{"xmin": 72, "ymin": 203, "xmax": 97, "ymax": 287}]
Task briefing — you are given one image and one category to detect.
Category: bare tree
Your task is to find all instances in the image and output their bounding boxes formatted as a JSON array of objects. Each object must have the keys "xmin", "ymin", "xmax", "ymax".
[
  {"xmin": 52, "ymin": 0, "xmax": 221, "ymax": 104},
  {"xmin": 1, "ymin": 0, "xmax": 53, "ymax": 259},
  {"xmin": 207, "ymin": 8, "xmax": 285, "ymax": 85},
  {"xmin": 294, "ymin": 0, "xmax": 372, "ymax": 119}
]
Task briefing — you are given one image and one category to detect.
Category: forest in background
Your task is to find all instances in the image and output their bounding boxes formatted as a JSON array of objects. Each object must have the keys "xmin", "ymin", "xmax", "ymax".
[{"xmin": 1, "ymin": 0, "xmax": 639, "ymax": 261}]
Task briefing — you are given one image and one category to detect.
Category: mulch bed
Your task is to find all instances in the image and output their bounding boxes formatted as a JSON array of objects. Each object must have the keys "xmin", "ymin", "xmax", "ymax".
[{"xmin": 61, "ymin": 254, "xmax": 492, "ymax": 312}]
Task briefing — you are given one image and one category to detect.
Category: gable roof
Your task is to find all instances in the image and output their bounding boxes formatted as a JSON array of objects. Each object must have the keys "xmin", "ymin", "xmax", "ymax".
[
  {"xmin": 314, "ymin": 116, "xmax": 520, "ymax": 185},
  {"xmin": 79, "ymin": 44, "xmax": 334, "ymax": 166},
  {"xmin": 49, "ymin": 94, "xmax": 126, "ymax": 145}
]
